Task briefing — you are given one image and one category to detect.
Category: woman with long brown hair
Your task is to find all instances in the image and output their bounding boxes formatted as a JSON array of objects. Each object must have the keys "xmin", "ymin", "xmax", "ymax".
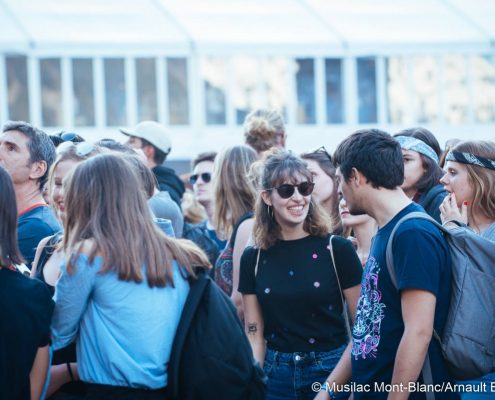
[
  {"xmin": 213, "ymin": 145, "xmax": 257, "ymax": 317},
  {"xmin": 51, "ymin": 154, "xmax": 209, "ymax": 399},
  {"xmin": 239, "ymin": 150, "xmax": 362, "ymax": 400}
]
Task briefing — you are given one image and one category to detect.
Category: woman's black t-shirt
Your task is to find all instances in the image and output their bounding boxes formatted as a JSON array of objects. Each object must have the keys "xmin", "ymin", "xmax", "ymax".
[
  {"xmin": 0, "ymin": 268, "xmax": 53, "ymax": 400},
  {"xmin": 239, "ymin": 234, "xmax": 362, "ymax": 353}
]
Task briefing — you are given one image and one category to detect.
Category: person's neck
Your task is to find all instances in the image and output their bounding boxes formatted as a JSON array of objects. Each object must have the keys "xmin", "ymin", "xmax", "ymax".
[
  {"xmin": 352, "ymin": 219, "xmax": 378, "ymax": 260},
  {"xmin": 16, "ymin": 183, "xmax": 45, "ymax": 214},
  {"xmin": 469, "ymin": 209, "xmax": 495, "ymax": 234},
  {"xmin": 403, "ymin": 187, "xmax": 416, "ymax": 199},
  {"xmin": 322, "ymin": 198, "xmax": 334, "ymax": 217},
  {"xmin": 366, "ymin": 188, "xmax": 412, "ymax": 228},
  {"xmin": 280, "ymin": 224, "xmax": 308, "ymax": 241},
  {"xmin": 148, "ymin": 159, "xmax": 157, "ymax": 169},
  {"xmin": 202, "ymin": 202, "xmax": 214, "ymax": 226}
]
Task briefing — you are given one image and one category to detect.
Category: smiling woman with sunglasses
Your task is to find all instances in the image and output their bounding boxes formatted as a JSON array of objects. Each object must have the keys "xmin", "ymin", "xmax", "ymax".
[{"xmin": 239, "ymin": 150, "xmax": 362, "ymax": 400}]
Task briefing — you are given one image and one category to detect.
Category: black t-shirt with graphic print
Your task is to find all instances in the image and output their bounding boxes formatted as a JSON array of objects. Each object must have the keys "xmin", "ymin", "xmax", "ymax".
[{"xmin": 239, "ymin": 234, "xmax": 362, "ymax": 353}]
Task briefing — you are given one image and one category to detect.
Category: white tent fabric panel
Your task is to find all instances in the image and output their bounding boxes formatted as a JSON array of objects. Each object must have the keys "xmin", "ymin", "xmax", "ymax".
[
  {"xmin": 2, "ymin": 0, "xmax": 190, "ymax": 53},
  {"xmin": 0, "ymin": 2, "xmax": 29, "ymax": 51},
  {"xmin": 160, "ymin": 0, "xmax": 343, "ymax": 54},
  {"xmin": 446, "ymin": 0, "xmax": 495, "ymax": 39},
  {"xmin": 304, "ymin": 0, "xmax": 493, "ymax": 53}
]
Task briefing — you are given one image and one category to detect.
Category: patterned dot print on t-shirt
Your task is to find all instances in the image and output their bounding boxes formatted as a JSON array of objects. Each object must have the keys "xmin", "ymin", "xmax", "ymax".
[{"xmin": 238, "ymin": 234, "xmax": 363, "ymax": 353}]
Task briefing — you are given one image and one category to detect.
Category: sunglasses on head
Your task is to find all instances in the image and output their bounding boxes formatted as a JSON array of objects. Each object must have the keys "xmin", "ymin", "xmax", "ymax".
[
  {"xmin": 189, "ymin": 172, "xmax": 212, "ymax": 185},
  {"xmin": 57, "ymin": 141, "xmax": 95, "ymax": 158},
  {"xmin": 310, "ymin": 146, "xmax": 332, "ymax": 163},
  {"xmin": 269, "ymin": 181, "xmax": 315, "ymax": 199}
]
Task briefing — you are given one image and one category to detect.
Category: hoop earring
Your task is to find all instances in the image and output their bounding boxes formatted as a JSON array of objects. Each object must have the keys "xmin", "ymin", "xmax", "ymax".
[{"xmin": 268, "ymin": 205, "xmax": 274, "ymax": 219}]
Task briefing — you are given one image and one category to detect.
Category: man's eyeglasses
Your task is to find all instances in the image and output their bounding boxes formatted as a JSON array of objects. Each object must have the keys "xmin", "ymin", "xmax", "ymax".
[
  {"xmin": 189, "ymin": 172, "xmax": 212, "ymax": 185},
  {"xmin": 268, "ymin": 181, "xmax": 315, "ymax": 199},
  {"xmin": 57, "ymin": 141, "xmax": 95, "ymax": 158}
]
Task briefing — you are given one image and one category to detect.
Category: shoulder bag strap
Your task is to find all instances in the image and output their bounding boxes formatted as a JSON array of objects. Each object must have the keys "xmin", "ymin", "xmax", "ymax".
[
  {"xmin": 328, "ymin": 235, "xmax": 352, "ymax": 340},
  {"xmin": 254, "ymin": 247, "xmax": 261, "ymax": 277}
]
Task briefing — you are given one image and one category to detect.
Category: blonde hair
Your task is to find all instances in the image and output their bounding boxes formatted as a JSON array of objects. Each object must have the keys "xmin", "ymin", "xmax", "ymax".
[
  {"xmin": 47, "ymin": 143, "xmax": 104, "ymax": 204},
  {"xmin": 63, "ymin": 154, "xmax": 209, "ymax": 287},
  {"xmin": 254, "ymin": 149, "xmax": 332, "ymax": 250},
  {"xmin": 213, "ymin": 145, "xmax": 257, "ymax": 240},
  {"xmin": 244, "ymin": 109, "xmax": 285, "ymax": 154},
  {"xmin": 182, "ymin": 189, "xmax": 208, "ymax": 224},
  {"xmin": 452, "ymin": 140, "xmax": 495, "ymax": 223}
]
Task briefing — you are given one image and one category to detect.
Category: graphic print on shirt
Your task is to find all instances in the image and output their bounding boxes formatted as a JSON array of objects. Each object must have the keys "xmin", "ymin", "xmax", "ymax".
[{"xmin": 351, "ymin": 256, "xmax": 386, "ymax": 359}]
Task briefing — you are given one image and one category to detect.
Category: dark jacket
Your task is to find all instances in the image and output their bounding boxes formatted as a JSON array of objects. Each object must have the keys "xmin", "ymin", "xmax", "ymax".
[
  {"xmin": 418, "ymin": 184, "xmax": 447, "ymax": 224},
  {"xmin": 152, "ymin": 165, "xmax": 185, "ymax": 208}
]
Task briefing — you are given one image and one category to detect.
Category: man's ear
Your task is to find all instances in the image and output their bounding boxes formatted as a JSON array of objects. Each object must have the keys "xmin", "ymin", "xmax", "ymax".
[
  {"xmin": 29, "ymin": 160, "xmax": 47, "ymax": 181},
  {"xmin": 142, "ymin": 144, "xmax": 155, "ymax": 160},
  {"xmin": 261, "ymin": 190, "xmax": 272, "ymax": 206}
]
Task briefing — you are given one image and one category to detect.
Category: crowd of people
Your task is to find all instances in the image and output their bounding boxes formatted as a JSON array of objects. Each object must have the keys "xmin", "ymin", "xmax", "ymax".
[{"xmin": 0, "ymin": 109, "xmax": 494, "ymax": 400}]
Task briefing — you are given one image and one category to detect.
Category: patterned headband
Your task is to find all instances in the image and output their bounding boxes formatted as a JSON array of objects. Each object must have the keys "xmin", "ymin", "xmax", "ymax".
[
  {"xmin": 395, "ymin": 136, "xmax": 439, "ymax": 164},
  {"xmin": 445, "ymin": 150, "xmax": 495, "ymax": 171}
]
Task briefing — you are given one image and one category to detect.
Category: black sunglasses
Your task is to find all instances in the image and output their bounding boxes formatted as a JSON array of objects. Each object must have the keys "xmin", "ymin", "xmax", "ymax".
[
  {"xmin": 269, "ymin": 181, "xmax": 315, "ymax": 199},
  {"xmin": 190, "ymin": 172, "xmax": 212, "ymax": 185}
]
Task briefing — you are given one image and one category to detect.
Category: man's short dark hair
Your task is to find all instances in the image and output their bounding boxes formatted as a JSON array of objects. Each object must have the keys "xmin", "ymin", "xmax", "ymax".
[
  {"xmin": 2, "ymin": 121, "xmax": 56, "ymax": 190},
  {"xmin": 191, "ymin": 151, "xmax": 217, "ymax": 169},
  {"xmin": 142, "ymin": 138, "xmax": 166, "ymax": 165},
  {"xmin": 333, "ymin": 129, "xmax": 404, "ymax": 189}
]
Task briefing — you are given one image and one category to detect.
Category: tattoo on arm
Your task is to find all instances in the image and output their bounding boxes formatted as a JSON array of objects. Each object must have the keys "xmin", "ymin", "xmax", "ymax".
[{"xmin": 247, "ymin": 323, "xmax": 258, "ymax": 335}]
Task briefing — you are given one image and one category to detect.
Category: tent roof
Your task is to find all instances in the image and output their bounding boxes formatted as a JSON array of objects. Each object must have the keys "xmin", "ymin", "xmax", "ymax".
[{"xmin": 0, "ymin": 0, "xmax": 493, "ymax": 55}]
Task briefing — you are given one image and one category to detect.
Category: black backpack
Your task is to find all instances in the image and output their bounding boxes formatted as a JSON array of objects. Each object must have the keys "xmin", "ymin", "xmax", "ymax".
[
  {"xmin": 182, "ymin": 222, "xmax": 220, "ymax": 266},
  {"xmin": 167, "ymin": 272, "xmax": 266, "ymax": 400}
]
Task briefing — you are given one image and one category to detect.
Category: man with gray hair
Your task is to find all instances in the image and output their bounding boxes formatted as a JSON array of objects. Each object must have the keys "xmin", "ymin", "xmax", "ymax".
[{"xmin": 0, "ymin": 121, "xmax": 61, "ymax": 269}]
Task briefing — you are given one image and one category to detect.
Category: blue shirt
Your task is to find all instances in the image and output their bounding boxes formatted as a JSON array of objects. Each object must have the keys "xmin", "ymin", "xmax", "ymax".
[
  {"xmin": 51, "ymin": 254, "xmax": 189, "ymax": 389},
  {"xmin": 18, "ymin": 205, "xmax": 61, "ymax": 269},
  {"xmin": 351, "ymin": 203, "xmax": 457, "ymax": 399}
]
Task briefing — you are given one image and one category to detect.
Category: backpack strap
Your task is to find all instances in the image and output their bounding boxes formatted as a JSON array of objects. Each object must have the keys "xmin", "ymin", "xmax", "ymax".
[
  {"xmin": 385, "ymin": 211, "xmax": 447, "ymax": 289},
  {"xmin": 328, "ymin": 235, "xmax": 352, "ymax": 341}
]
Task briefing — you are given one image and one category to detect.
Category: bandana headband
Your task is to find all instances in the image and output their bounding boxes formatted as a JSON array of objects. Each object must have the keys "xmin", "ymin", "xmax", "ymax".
[
  {"xmin": 395, "ymin": 136, "xmax": 439, "ymax": 164},
  {"xmin": 445, "ymin": 150, "xmax": 495, "ymax": 171}
]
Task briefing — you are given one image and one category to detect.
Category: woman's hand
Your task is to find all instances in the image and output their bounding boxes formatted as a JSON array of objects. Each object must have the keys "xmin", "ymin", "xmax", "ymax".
[{"xmin": 439, "ymin": 192, "xmax": 468, "ymax": 225}]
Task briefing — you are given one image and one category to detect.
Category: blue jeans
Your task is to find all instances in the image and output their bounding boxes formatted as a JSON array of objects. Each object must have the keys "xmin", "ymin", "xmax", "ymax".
[
  {"xmin": 458, "ymin": 373, "xmax": 495, "ymax": 400},
  {"xmin": 264, "ymin": 345, "xmax": 347, "ymax": 400}
]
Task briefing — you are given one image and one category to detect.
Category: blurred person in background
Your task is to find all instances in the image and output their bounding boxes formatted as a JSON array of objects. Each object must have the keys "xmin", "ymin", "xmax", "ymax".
[
  {"xmin": 213, "ymin": 145, "xmax": 257, "ymax": 318},
  {"xmin": 301, "ymin": 146, "xmax": 342, "ymax": 235},
  {"xmin": 244, "ymin": 109, "xmax": 287, "ymax": 157},
  {"xmin": 121, "ymin": 120, "xmax": 185, "ymax": 208},
  {"xmin": 394, "ymin": 127, "xmax": 447, "ymax": 223},
  {"xmin": 0, "ymin": 121, "xmax": 61, "ymax": 269},
  {"xmin": 51, "ymin": 153, "xmax": 209, "ymax": 399},
  {"xmin": 0, "ymin": 165, "xmax": 54, "ymax": 400},
  {"xmin": 339, "ymin": 197, "xmax": 377, "ymax": 267}
]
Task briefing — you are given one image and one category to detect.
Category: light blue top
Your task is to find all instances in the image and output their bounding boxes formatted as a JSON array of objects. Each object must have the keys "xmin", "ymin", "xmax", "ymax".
[{"xmin": 51, "ymin": 254, "xmax": 189, "ymax": 389}]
